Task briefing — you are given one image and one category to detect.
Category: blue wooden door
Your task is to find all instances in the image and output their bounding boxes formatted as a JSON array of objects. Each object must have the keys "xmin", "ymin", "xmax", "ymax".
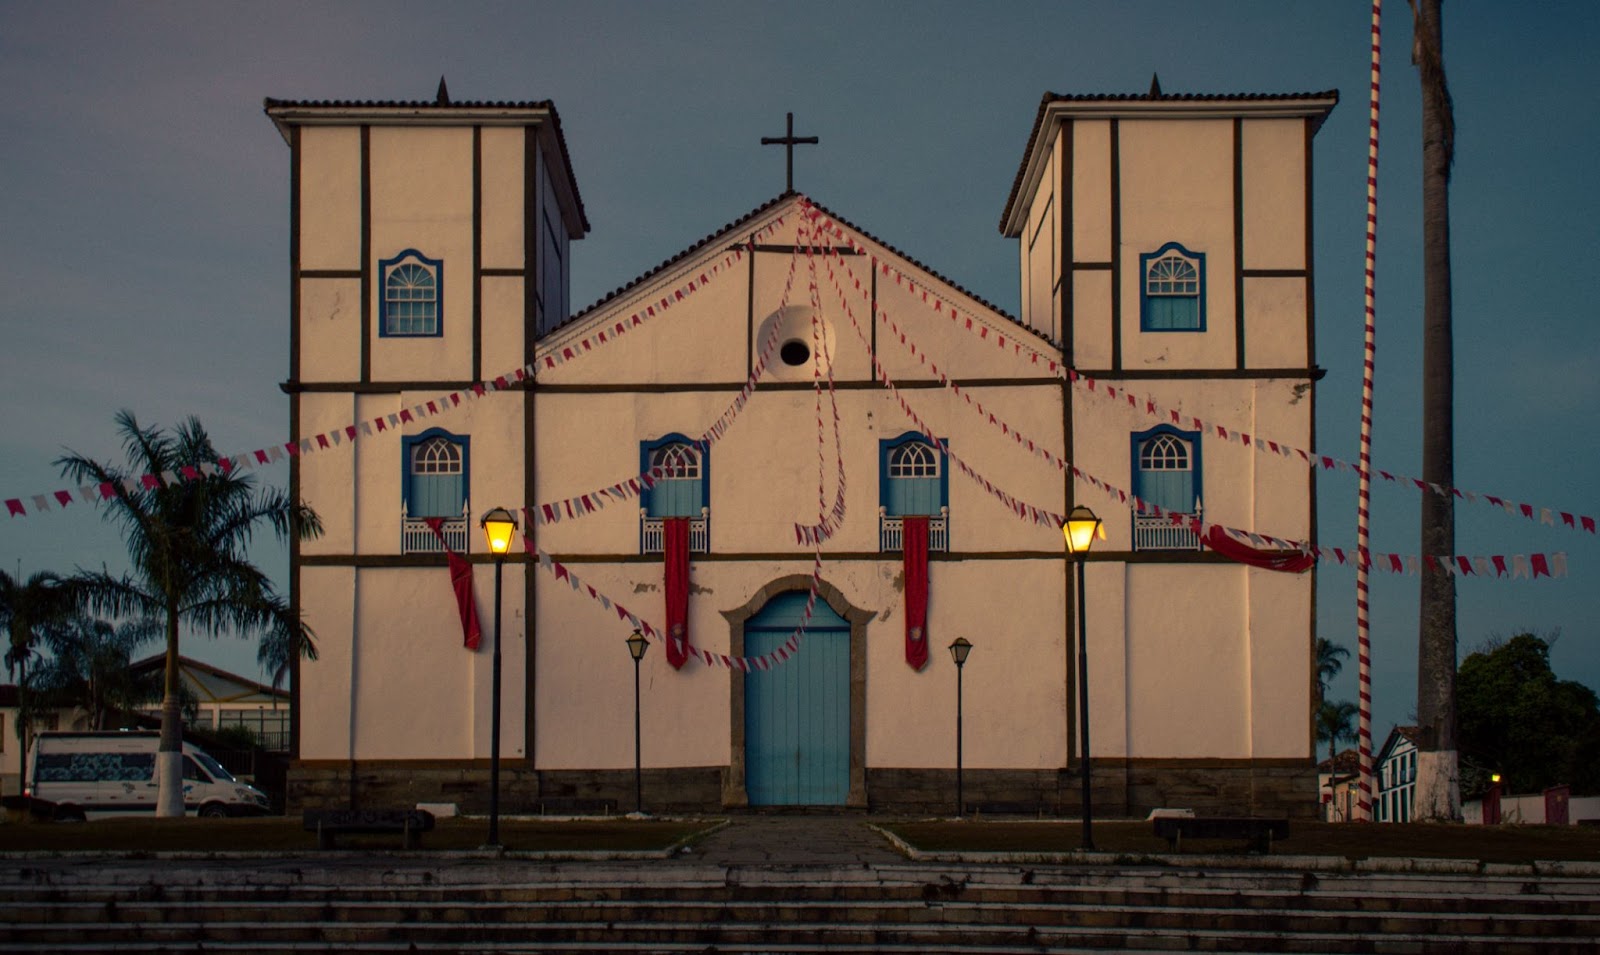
[{"xmin": 745, "ymin": 593, "xmax": 850, "ymax": 805}]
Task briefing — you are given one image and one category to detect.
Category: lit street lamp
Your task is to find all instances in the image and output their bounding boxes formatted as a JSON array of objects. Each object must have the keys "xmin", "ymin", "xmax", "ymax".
[
  {"xmin": 949, "ymin": 637, "xmax": 973, "ymax": 817},
  {"xmin": 1064, "ymin": 505, "xmax": 1101, "ymax": 851},
  {"xmin": 480, "ymin": 506, "xmax": 518, "ymax": 848},
  {"xmin": 626, "ymin": 630, "xmax": 649, "ymax": 815}
]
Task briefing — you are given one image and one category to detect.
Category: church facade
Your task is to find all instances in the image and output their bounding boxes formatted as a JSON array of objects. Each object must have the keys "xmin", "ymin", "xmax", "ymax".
[{"xmin": 267, "ymin": 84, "xmax": 1337, "ymax": 817}]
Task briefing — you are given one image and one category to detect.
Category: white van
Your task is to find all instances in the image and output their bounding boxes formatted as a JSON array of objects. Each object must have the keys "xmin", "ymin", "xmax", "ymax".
[{"xmin": 28, "ymin": 732, "xmax": 272, "ymax": 820}]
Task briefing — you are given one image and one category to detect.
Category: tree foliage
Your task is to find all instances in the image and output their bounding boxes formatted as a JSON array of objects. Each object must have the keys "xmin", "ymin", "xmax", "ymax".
[
  {"xmin": 1317, "ymin": 699, "xmax": 1359, "ymax": 764},
  {"xmin": 31, "ymin": 614, "xmax": 162, "ymax": 730},
  {"xmin": 1457, "ymin": 633, "xmax": 1600, "ymax": 796},
  {"xmin": 56, "ymin": 410, "xmax": 321, "ymax": 815},
  {"xmin": 1316, "ymin": 638, "xmax": 1350, "ymax": 701}
]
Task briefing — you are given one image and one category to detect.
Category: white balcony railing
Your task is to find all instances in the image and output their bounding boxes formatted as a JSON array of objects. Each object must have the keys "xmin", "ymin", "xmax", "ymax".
[
  {"xmin": 402, "ymin": 500, "xmax": 470, "ymax": 554},
  {"xmin": 1132, "ymin": 499, "xmax": 1203, "ymax": 551},
  {"xmin": 640, "ymin": 508, "xmax": 710, "ymax": 554},
  {"xmin": 879, "ymin": 506, "xmax": 949, "ymax": 552}
]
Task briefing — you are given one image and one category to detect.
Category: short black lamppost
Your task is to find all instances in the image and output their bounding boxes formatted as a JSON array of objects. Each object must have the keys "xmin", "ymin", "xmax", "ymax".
[
  {"xmin": 626, "ymin": 629, "xmax": 649, "ymax": 815},
  {"xmin": 1064, "ymin": 505, "xmax": 1101, "ymax": 852},
  {"xmin": 948, "ymin": 636, "xmax": 973, "ymax": 817},
  {"xmin": 480, "ymin": 506, "xmax": 518, "ymax": 849}
]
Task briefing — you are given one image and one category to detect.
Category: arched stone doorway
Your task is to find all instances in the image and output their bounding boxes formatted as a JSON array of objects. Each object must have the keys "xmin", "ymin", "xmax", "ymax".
[{"xmin": 722, "ymin": 576, "xmax": 870, "ymax": 808}]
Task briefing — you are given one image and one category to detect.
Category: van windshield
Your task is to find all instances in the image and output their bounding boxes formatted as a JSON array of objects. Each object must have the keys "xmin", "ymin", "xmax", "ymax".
[{"xmin": 192, "ymin": 751, "xmax": 236, "ymax": 783}]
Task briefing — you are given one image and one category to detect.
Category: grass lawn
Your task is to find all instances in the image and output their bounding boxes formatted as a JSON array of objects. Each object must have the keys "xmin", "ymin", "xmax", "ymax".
[
  {"xmin": 0, "ymin": 815, "xmax": 714, "ymax": 854},
  {"xmin": 882, "ymin": 819, "xmax": 1600, "ymax": 864}
]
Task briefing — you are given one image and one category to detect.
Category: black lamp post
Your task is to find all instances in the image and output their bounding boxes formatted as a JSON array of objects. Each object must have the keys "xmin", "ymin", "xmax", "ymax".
[
  {"xmin": 948, "ymin": 636, "xmax": 973, "ymax": 817},
  {"xmin": 480, "ymin": 506, "xmax": 518, "ymax": 849},
  {"xmin": 1064, "ymin": 505, "xmax": 1101, "ymax": 852},
  {"xmin": 626, "ymin": 629, "xmax": 649, "ymax": 814}
]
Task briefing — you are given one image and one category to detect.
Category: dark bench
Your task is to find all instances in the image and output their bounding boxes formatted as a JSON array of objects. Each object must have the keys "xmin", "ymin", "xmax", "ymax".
[
  {"xmin": 1152, "ymin": 816, "xmax": 1289, "ymax": 853},
  {"xmin": 303, "ymin": 809, "xmax": 435, "ymax": 850}
]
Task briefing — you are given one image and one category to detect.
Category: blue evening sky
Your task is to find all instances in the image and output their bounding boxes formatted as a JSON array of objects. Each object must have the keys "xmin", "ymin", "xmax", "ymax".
[{"xmin": 1, "ymin": 2, "xmax": 1596, "ymax": 742}]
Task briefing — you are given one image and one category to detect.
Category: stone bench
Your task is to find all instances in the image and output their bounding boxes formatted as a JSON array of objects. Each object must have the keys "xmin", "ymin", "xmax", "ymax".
[
  {"xmin": 303, "ymin": 808, "xmax": 435, "ymax": 850},
  {"xmin": 1152, "ymin": 816, "xmax": 1289, "ymax": 853}
]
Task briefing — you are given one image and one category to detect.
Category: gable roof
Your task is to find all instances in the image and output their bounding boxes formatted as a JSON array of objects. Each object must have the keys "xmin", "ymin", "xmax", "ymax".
[
  {"xmin": 1376, "ymin": 725, "xmax": 1421, "ymax": 764},
  {"xmin": 128, "ymin": 655, "xmax": 286, "ymax": 703},
  {"xmin": 1317, "ymin": 747, "xmax": 1361, "ymax": 776},
  {"xmin": 554, "ymin": 192, "xmax": 1040, "ymax": 350},
  {"xmin": 262, "ymin": 95, "xmax": 589, "ymax": 238},
  {"xmin": 999, "ymin": 87, "xmax": 1340, "ymax": 236}
]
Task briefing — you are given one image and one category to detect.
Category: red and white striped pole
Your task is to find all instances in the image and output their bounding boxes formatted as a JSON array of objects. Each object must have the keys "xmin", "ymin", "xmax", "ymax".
[{"xmin": 1354, "ymin": 0, "xmax": 1383, "ymax": 822}]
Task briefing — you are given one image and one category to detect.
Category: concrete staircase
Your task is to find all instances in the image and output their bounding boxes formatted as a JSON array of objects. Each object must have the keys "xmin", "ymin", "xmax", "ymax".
[{"xmin": 3, "ymin": 859, "xmax": 1599, "ymax": 953}]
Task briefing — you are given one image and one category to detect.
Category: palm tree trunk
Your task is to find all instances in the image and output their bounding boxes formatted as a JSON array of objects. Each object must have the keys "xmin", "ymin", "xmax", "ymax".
[
  {"xmin": 155, "ymin": 606, "xmax": 185, "ymax": 817},
  {"xmin": 1412, "ymin": 0, "xmax": 1460, "ymax": 821},
  {"xmin": 17, "ymin": 656, "xmax": 30, "ymax": 798}
]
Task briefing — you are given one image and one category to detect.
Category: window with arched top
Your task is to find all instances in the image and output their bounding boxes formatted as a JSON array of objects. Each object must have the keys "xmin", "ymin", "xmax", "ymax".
[
  {"xmin": 1132, "ymin": 426, "xmax": 1200, "ymax": 516},
  {"xmin": 403, "ymin": 431, "xmax": 468, "ymax": 518},
  {"xmin": 1140, "ymin": 242, "xmax": 1204, "ymax": 332},
  {"xmin": 642, "ymin": 436, "xmax": 707, "ymax": 518},
  {"xmin": 380, "ymin": 249, "xmax": 443, "ymax": 337},
  {"xmin": 881, "ymin": 434, "xmax": 946, "ymax": 518}
]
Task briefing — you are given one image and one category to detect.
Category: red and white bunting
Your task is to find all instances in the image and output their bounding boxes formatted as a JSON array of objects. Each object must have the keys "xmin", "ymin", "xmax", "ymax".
[
  {"xmin": 525, "ymin": 518, "xmax": 826, "ymax": 672},
  {"xmin": 793, "ymin": 225, "xmax": 849, "ymax": 546},
  {"xmin": 802, "ymin": 203, "xmax": 1598, "ymax": 539},
  {"xmin": 1, "ymin": 217, "xmax": 786, "ymax": 524},
  {"xmin": 816, "ymin": 232, "xmax": 1571, "ymax": 581}
]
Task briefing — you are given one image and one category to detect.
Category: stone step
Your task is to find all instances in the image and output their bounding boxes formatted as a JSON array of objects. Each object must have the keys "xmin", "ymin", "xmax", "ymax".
[
  {"xmin": 2, "ymin": 918, "xmax": 1596, "ymax": 954},
  {"xmin": 6, "ymin": 878, "xmax": 1597, "ymax": 919},
  {"xmin": 2, "ymin": 896, "xmax": 1594, "ymax": 938}
]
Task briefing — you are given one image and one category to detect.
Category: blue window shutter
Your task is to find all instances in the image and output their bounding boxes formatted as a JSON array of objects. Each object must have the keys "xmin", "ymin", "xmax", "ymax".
[
  {"xmin": 880, "ymin": 433, "xmax": 947, "ymax": 517},
  {"xmin": 641, "ymin": 435, "xmax": 707, "ymax": 518}
]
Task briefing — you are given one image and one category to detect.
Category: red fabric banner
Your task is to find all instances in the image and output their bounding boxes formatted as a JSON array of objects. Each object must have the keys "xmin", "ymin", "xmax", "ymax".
[
  {"xmin": 903, "ymin": 516, "xmax": 930, "ymax": 670},
  {"xmin": 663, "ymin": 517, "xmax": 691, "ymax": 669},
  {"xmin": 424, "ymin": 518, "xmax": 481, "ymax": 649},
  {"xmin": 1203, "ymin": 525, "xmax": 1317, "ymax": 574}
]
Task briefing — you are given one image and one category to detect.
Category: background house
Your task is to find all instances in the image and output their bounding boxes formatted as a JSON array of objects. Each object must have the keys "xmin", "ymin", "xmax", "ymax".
[
  {"xmin": 1317, "ymin": 747, "xmax": 1360, "ymax": 822},
  {"xmin": 128, "ymin": 655, "xmax": 290, "ymax": 753},
  {"xmin": 1375, "ymin": 724, "xmax": 1419, "ymax": 822}
]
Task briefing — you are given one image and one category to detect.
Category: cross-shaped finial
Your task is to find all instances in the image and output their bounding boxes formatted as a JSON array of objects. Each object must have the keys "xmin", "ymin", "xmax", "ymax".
[{"xmin": 760, "ymin": 112, "xmax": 819, "ymax": 194}]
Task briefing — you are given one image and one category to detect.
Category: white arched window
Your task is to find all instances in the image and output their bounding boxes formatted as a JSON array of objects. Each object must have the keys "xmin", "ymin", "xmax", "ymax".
[
  {"xmin": 882, "ymin": 437, "xmax": 944, "ymax": 517},
  {"xmin": 1140, "ymin": 243, "xmax": 1204, "ymax": 331},
  {"xmin": 644, "ymin": 439, "xmax": 704, "ymax": 517},
  {"xmin": 406, "ymin": 434, "xmax": 466, "ymax": 518},
  {"xmin": 380, "ymin": 249, "xmax": 442, "ymax": 336}
]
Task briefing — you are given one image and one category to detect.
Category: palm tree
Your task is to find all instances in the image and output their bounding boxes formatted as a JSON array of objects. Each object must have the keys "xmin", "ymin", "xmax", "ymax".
[
  {"xmin": 1316, "ymin": 700, "xmax": 1359, "ymax": 766},
  {"xmin": 1, "ymin": 569, "xmax": 74, "ymax": 794},
  {"xmin": 1411, "ymin": 0, "xmax": 1460, "ymax": 821},
  {"xmin": 57, "ymin": 410, "xmax": 321, "ymax": 817},
  {"xmin": 1316, "ymin": 637, "xmax": 1350, "ymax": 701},
  {"xmin": 1316, "ymin": 699, "xmax": 1359, "ymax": 819},
  {"xmin": 34, "ymin": 614, "xmax": 161, "ymax": 731}
]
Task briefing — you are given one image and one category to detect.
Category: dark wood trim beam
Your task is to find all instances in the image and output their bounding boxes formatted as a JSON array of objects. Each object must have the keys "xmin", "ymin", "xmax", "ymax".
[
  {"xmin": 299, "ymin": 269, "xmax": 362, "ymax": 279},
  {"xmin": 472, "ymin": 126, "xmax": 483, "ymax": 381},
  {"xmin": 1070, "ymin": 366, "xmax": 1327, "ymax": 381},
  {"xmin": 1070, "ymin": 261, "xmax": 1114, "ymax": 271},
  {"xmin": 359, "ymin": 125, "xmax": 371, "ymax": 384},
  {"xmin": 1109, "ymin": 119, "xmax": 1122, "ymax": 372},
  {"xmin": 1233, "ymin": 117, "xmax": 1246, "ymax": 370},
  {"xmin": 1243, "ymin": 268, "xmax": 1309, "ymax": 278},
  {"xmin": 301, "ymin": 550, "xmax": 1241, "ymax": 567}
]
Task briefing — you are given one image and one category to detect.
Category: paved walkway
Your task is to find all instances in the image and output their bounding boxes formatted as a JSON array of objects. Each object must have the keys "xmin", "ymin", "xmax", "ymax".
[{"xmin": 677, "ymin": 813, "xmax": 904, "ymax": 866}]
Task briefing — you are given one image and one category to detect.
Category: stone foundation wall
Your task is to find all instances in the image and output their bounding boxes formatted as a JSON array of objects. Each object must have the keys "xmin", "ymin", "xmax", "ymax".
[
  {"xmin": 289, "ymin": 759, "xmax": 1316, "ymax": 818},
  {"xmin": 288, "ymin": 762, "xmax": 723, "ymax": 815}
]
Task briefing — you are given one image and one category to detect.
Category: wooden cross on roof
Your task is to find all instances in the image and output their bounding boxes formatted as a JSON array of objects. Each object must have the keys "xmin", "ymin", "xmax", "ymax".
[{"xmin": 761, "ymin": 112, "xmax": 819, "ymax": 194}]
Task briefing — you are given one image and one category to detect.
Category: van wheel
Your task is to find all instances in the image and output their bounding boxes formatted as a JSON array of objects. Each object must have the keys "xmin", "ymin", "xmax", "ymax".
[
  {"xmin": 199, "ymin": 803, "xmax": 229, "ymax": 819},
  {"xmin": 54, "ymin": 806, "xmax": 86, "ymax": 823}
]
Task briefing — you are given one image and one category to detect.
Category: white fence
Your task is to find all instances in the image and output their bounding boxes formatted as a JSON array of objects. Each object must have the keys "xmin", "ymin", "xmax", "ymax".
[
  {"xmin": 879, "ymin": 507, "xmax": 949, "ymax": 552},
  {"xmin": 640, "ymin": 509, "xmax": 710, "ymax": 554}
]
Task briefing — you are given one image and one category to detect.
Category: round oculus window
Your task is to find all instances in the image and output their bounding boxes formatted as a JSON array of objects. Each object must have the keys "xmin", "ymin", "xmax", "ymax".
[{"xmin": 780, "ymin": 339, "xmax": 811, "ymax": 367}]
